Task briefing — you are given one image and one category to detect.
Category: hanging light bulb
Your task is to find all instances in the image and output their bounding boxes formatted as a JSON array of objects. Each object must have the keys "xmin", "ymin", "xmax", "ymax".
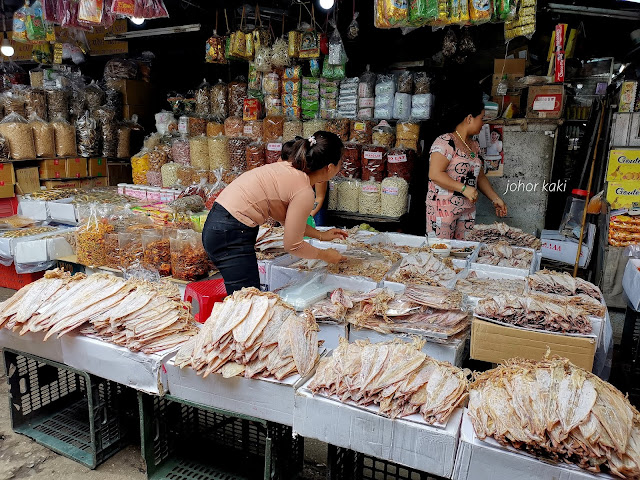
[
  {"xmin": 1, "ymin": 36, "xmax": 14, "ymax": 57},
  {"xmin": 130, "ymin": 17, "xmax": 145, "ymax": 25},
  {"xmin": 319, "ymin": 0, "xmax": 335, "ymax": 10}
]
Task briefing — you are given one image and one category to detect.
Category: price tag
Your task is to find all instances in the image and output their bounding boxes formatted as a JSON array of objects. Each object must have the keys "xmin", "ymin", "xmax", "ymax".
[
  {"xmin": 362, "ymin": 184, "xmax": 379, "ymax": 193},
  {"xmin": 388, "ymin": 154, "xmax": 407, "ymax": 164},
  {"xmin": 533, "ymin": 95, "xmax": 558, "ymax": 111},
  {"xmin": 382, "ymin": 186, "xmax": 399, "ymax": 195},
  {"xmin": 364, "ymin": 151, "xmax": 383, "ymax": 160},
  {"xmin": 267, "ymin": 143, "xmax": 282, "ymax": 152}
]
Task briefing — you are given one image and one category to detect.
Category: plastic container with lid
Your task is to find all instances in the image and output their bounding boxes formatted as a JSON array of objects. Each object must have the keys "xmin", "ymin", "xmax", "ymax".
[
  {"xmin": 147, "ymin": 187, "xmax": 162, "ymax": 202},
  {"xmin": 559, "ymin": 189, "xmax": 590, "ymax": 238},
  {"xmin": 117, "ymin": 183, "xmax": 127, "ymax": 195}
]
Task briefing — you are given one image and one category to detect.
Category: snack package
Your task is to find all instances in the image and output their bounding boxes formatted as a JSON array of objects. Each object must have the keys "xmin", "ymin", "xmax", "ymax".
[
  {"xmin": 288, "ymin": 30, "xmax": 301, "ymax": 58},
  {"xmin": 224, "ymin": 116, "xmax": 245, "ymax": 137},
  {"xmin": 372, "ymin": 121, "xmax": 395, "ymax": 148},
  {"xmin": 494, "ymin": 0, "xmax": 516, "ymax": 21},
  {"xmin": 340, "ymin": 142, "xmax": 362, "ymax": 178},
  {"xmin": 350, "ymin": 120, "xmax": 374, "ymax": 144},
  {"xmin": 210, "ymin": 80, "xmax": 229, "ymax": 121},
  {"xmin": 228, "ymin": 80, "xmax": 248, "ymax": 117},
  {"xmin": 265, "ymin": 141, "xmax": 282, "ymax": 164},
  {"xmin": 337, "ymin": 178, "xmax": 360, "ymax": 212},
  {"xmin": 142, "ymin": 230, "xmax": 172, "ymax": 276},
  {"xmin": 299, "ymin": 28, "xmax": 320, "ymax": 59},
  {"xmin": 243, "ymin": 119, "xmax": 264, "ymax": 141},
  {"xmin": 271, "ymin": 37, "xmax": 291, "ymax": 68},
  {"xmin": 411, "ymin": 93, "xmax": 433, "ymax": 120},
  {"xmin": 374, "ymin": 0, "xmax": 409, "ymax": 28},
  {"xmin": 395, "ymin": 121, "xmax": 420, "ymax": 150},
  {"xmin": 254, "ymin": 45, "xmax": 272, "ymax": 73},
  {"xmin": 246, "ymin": 141, "xmax": 265, "ymax": 170},
  {"xmin": 189, "ymin": 135, "xmax": 209, "ymax": 170},
  {"xmin": 195, "ymin": 79, "xmax": 211, "ymax": 116},
  {"xmin": 248, "ymin": 62, "xmax": 263, "ymax": 92},
  {"xmin": 264, "ymin": 116, "xmax": 284, "ymax": 142},
  {"xmin": 361, "ymin": 144, "xmax": 387, "ymax": 182},
  {"xmin": 283, "ymin": 118, "xmax": 303, "ymax": 142},
  {"xmin": 205, "ymin": 30, "xmax": 227, "ymax": 64},
  {"xmin": 505, "ymin": 0, "xmax": 536, "ymax": 40},
  {"xmin": 131, "ymin": 148, "xmax": 151, "ymax": 184},
  {"xmin": 76, "ymin": 111, "xmax": 98, "ymax": 157},
  {"xmin": 470, "ymin": 0, "xmax": 492, "ymax": 23},
  {"xmin": 170, "ymin": 230, "xmax": 210, "ymax": 281},
  {"xmin": 94, "ymin": 106, "xmax": 117, "ymax": 158},
  {"xmin": 171, "ymin": 135, "xmax": 191, "ymax": 166},
  {"xmin": 12, "ymin": 4, "xmax": 29, "ymax": 43},
  {"xmin": 0, "ymin": 112, "xmax": 36, "ymax": 160},
  {"xmin": 229, "ymin": 137, "xmax": 250, "ymax": 171},
  {"xmin": 208, "ymin": 134, "xmax": 230, "ymax": 171},
  {"xmin": 327, "ymin": 118, "xmax": 350, "ymax": 142},
  {"xmin": 386, "ymin": 146, "xmax": 415, "ymax": 181},
  {"xmin": 328, "ymin": 23, "xmax": 348, "ymax": 65},
  {"xmin": 393, "ymin": 92, "xmax": 412, "ymax": 120},
  {"xmin": 161, "ymin": 162, "xmax": 179, "ymax": 187},
  {"xmin": 409, "ymin": 0, "xmax": 438, "ymax": 26},
  {"xmin": 76, "ymin": 205, "xmax": 114, "ymax": 267},
  {"xmin": 207, "ymin": 121, "xmax": 224, "ymax": 137},
  {"xmin": 381, "ymin": 176, "xmax": 409, "ymax": 217}
]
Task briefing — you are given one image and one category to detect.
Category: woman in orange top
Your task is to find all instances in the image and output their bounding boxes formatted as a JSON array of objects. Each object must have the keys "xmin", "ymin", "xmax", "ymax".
[{"xmin": 203, "ymin": 131, "xmax": 348, "ymax": 294}]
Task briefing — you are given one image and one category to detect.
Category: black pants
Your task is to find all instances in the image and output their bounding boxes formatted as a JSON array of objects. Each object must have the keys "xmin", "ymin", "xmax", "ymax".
[{"xmin": 202, "ymin": 203, "xmax": 260, "ymax": 295}]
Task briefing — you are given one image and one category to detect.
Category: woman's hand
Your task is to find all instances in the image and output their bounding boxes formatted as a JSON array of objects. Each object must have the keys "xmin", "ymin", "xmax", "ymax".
[
  {"xmin": 462, "ymin": 186, "xmax": 479, "ymax": 203},
  {"xmin": 493, "ymin": 197, "xmax": 508, "ymax": 217},
  {"xmin": 320, "ymin": 228, "xmax": 348, "ymax": 241},
  {"xmin": 320, "ymin": 248, "xmax": 346, "ymax": 264}
]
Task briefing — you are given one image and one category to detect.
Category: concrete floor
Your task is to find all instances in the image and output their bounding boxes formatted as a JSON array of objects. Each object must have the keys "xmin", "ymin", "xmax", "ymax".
[{"xmin": 0, "ymin": 288, "xmax": 631, "ymax": 480}]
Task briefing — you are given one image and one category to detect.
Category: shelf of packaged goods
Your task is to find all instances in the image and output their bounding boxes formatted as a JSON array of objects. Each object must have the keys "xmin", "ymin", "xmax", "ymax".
[{"xmin": 326, "ymin": 210, "xmax": 404, "ymax": 223}]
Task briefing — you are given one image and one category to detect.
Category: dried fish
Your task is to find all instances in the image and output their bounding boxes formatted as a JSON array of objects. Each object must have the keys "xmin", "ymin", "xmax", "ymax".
[
  {"xmin": 466, "ymin": 222, "xmax": 541, "ymax": 249},
  {"xmin": 308, "ymin": 338, "xmax": 468, "ymax": 425},
  {"xmin": 475, "ymin": 241, "xmax": 534, "ymax": 269},
  {"xmin": 455, "ymin": 272, "xmax": 525, "ymax": 299},
  {"xmin": 469, "ymin": 356, "xmax": 640, "ymax": 478},
  {"xmin": 528, "ymin": 269, "xmax": 602, "ymax": 300},
  {"xmin": 174, "ymin": 288, "xmax": 320, "ymax": 380},
  {"xmin": 389, "ymin": 252, "xmax": 457, "ymax": 286}
]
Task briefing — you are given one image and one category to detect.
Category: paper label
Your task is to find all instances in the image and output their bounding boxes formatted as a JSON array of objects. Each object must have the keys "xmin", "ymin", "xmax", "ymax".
[
  {"xmin": 353, "ymin": 122, "xmax": 366, "ymax": 132},
  {"xmin": 362, "ymin": 184, "xmax": 379, "ymax": 193},
  {"xmin": 359, "ymin": 98, "xmax": 374, "ymax": 108},
  {"xmin": 267, "ymin": 143, "xmax": 283, "ymax": 152},
  {"xmin": 388, "ymin": 154, "xmax": 407, "ymax": 164},
  {"xmin": 533, "ymin": 95, "xmax": 559, "ymax": 111},
  {"xmin": 364, "ymin": 151, "xmax": 383, "ymax": 160},
  {"xmin": 382, "ymin": 186, "xmax": 399, "ymax": 195},
  {"xmin": 243, "ymin": 125, "xmax": 253, "ymax": 135}
]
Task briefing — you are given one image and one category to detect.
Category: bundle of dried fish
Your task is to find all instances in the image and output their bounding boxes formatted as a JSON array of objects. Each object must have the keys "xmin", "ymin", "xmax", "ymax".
[
  {"xmin": 308, "ymin": 338, "xmax": 468, "ymax": 425},
  {"xmin": 255, "ymin": 225, "xmax": 287, "ymax": 259},
  {"xmin": 326, "ymin": 249, "xmax": 396, "ymax": 282},
  {"xmin": 475, "ymin": 241, "xmax": 534, "ymax": 269},
  {"xmin": 310, "ymin": 288, "xmax": 354, "ymax": 323},
  {"xmin": 389, "ymin": 252, "xmax": 458, "ymax": 286},
  {"xmin": 455, "ymin": 272, "xmax": 526, "ymax": 299},
  {"xmin": 288, "ymin": 257, "xmax": 327, "ymax": 271},
  {"xmin": 468, "ymin": 356, "xmax": 640, "ymax": 478},
  {"xmin": 0, "ymin": 269, "xmax": 198, "ymax": 354},
  {"xmin": 174, "ymin": 288, "xmax": 319, "ymax": 380},
  {"xmin": 528, "ymin": 292, "xmax": 606, "ymax": 318},
  {"xmin": 404, "ymin": 284, "xmax": 463, "ymax": 310},
  {"xmin": 527, "ymin": 269, "xmax": 602, "ymax": 300},
  {"xmin": 475, "ymin": 294, "xmax": 592, "ymax": 334},
  {"xmin": 465, "ymin": 222, "xmax": 541, "ymax": 249},
  {"xmin": 351, "ymin": 309, "xmax": 470, "ymax": 338}
]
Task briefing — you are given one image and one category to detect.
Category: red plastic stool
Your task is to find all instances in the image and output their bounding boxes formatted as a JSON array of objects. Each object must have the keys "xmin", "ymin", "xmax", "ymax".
[{"xmin": 184, "ymin": 278, "xmax": 227, "ymax": 323}]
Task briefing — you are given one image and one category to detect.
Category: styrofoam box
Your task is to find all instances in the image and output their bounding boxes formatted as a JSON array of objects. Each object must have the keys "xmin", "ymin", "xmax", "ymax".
[
  {"xmin": 270, "ymin": 259, "xmax": 378, "ymax": 293},
  {"xmin": 308, "ymin": 239, "xmax": 349, "ymax": 252},
  {"xmin": 471, "ymin": 245, "xmax": 539, "ymax": 278},
  {"xmin": 453, "ymin": 410, "xmax": 615, "ymax": 480},
  {"xmin": 365, "ymin": 232, "xmax": 426, "ymax": 248},
  {"xmin": 348, "ymin": 327, "xmax": 468, "ymax": 367},
  {"xmin": 14, "ymin": 238, "xmax": 48, "ymax": 264},
  {"xmin": 623, "ymin": 258, "xmax": 640, "ymax": 311},
  {"xmin": 294, "ymin": 384, "xmax": 463, "ymax": 478},
  {"xmin": 17, "ymin": 199, "xmax": 48, "ymax": 221},
  {"xmin": 460, "ymin": 268, "xmax": 528, "ymax": 308},
  {"xmin": 318, "ymin": 322, "xmax": 348, "ymax": 350},
  {"xmin": 449, "ymin": 240, "xmax": 481, "ymax": 269},
  {"xmin": 0, "ymin": 329, "xmax": 65, "ymax": 364},
  {"xmin": 165, "ymin": 356, "xmax": 310, "ymax": 426},
  {"xmin": 257, "ymin": 259, "xmax": 271, "ymax": 290},
  {"xmin": 61, "ymin": 334, "xmax": 174, "ymax": 395},
  {"xmin": 47, "ymin": 199, "xmax": 78, "ymax": 224}
]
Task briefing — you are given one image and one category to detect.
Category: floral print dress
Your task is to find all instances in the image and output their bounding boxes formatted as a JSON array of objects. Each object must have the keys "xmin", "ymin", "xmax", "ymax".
[{"xmin": 426, "ymin": 133, "xmax": 483, "ymax": 239}]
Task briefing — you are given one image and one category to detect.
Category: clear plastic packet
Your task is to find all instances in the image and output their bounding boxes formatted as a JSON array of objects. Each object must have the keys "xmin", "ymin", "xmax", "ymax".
[
  {"xmin": 327, "ymin": 118, "xmax": 350, "ymax": 142},
  {"xmin": 76, "ymin": 204, "xmax": 115, "ymax": 266},
  {"xmin": 224, "ymin": 116, "xmax": 244, "ymax": 137},
  {"xmin": 349, "ymin": 120, "xmax": 373, "ymax": 144},
  {"xmin": 263, "ymin": 115, "xmax": 284, "ymax": 142},
  {"xmin": 361, "ymin": 145, "xmax": 387, "ymax": 182},
  {"xmin": 170, "ymin": 230, "xmax": 210, "ymax": 281},
  {"xmin": 84, "ymin": 81, "xmax": 105, "ymax": 110},
  {"xmin": 339, "ymin": 142, "xmax": 361, "ymax": 179},
  {"xmin": 265, "ymin": 141, "xmax": 282, "ymax": 164},
  {"xmin": 414, "ymin": 72, "xmax": 431, "ymax": 94},
  {"xmin": 254, "ymin": 45, "xmax": 273, "ymax": 73},
  {"xmin": 76, "ymin": 111, "xmax": 98, "ymax": 157},
  {"xmin": 131, "ymin": 148, "xmax": 151, "ymax": 184},
  {"xmin": 283, "ymin": 118, "xmax": 303, "ymax": 142},
  {"xmin": 328, "ymin": 21, "xmax": 348, "ymax": 65},
  {"xmin": 2, "ymin": 91, "xmax": 26, "ymax": 117},
  {"xmin": 25, "ymin": 88, "xmax": 47, "ymax": 120},
  {"xmin": 195, "ymin": 79, "xmax": 211, "ymax": 116},
  {"xmin": 348, "ymin": 11, "xmax": 359, "ymax": 39},
  {"xmin": 246, "ymin": 141, "xmax": 265, "ymax": 170},
  {"xmin": 208, "ymin": 134, "xmax": 230, "ymax": 171},
  {"xmin": 393, "ymin": 92, "xmax": 412, "ymax": 121},
  {"xmin": 171, "ymin": 135, "xmax": 191, "ymax": 166},
  {"xmin": 504, "ymin": 0, "xmax": 535, "ymax": 41},
  {"xmin": 29, "ymin": 67, "xmax": 44, "ymax": 88},
  {"xmin": 52, "ymin": 115, "xmax": 77, "ymax": 157},
  {"xmin": 244, "ymin": 119, "xmax": 264, "ymax": 141},
  {"xmin": 29, "ymin": 114, "xmax": 55, "ymax": 158},
  {"xmin": 372, "ymin": 121, "xmax": 395, "ymax": 148},
  {"xmin": 0, "ymin": 112, "xmax": 36, "ymax": 160},
  {"xmin": 117, "ymin": 124, "xmax": 131, "ymax": 158},
  {"xmin": 271, "ymin": 37, "xmax": 291, "ymax": 68},
  {"xmin": 303, "ymin": 119, "xmax": 327, "ymax": 139},
  {"xmin": 359, "ymin": 180, "xmax": 382, "ymax": 215},
  {"xmin": 229, "ymin": 137, "xmax": 250, "ymax": 171},
  {"xmin": 104, "ymin": 58, "xmax": 138, "ymax": 80},
  {"xmin": 189, "ymin": 135, "xmax": 210, "ymax": 170},
  {"xmin": 176, "ymin": 165, "xmax": 197, "ymax": 186},
  {"xmin": 228, "ymin": 80, "xmax": 248, "ymax": 117},
  {"xmin": 161, "ymin": 162, "xmax": 179, "ymax": 187},
  {"xmin": 206, "ymin": 121, "xmax": 224, "ymax": 137},
  {"xmin": 210, "ymin": 80, "xmax": 228, "ymax": 121},
  {"xmin": 397, "ymin": 71, "xmax": 414, "ymax": 94},
  {"xmin": 395, "ymin": 121, "xmax": 420, "ymax": 150},
  {"xmin": 149, "ymin": 146, "xmax": 168, "ymax": 171},
  {"xmin": 262, "ymin": 72, "xmax": 280, "ymax": 96},
  {"xmin": 146, "ymin": 171, "xmax": 162, "ymax": 187},
  {"xmin": 142, "ymin": 230, "xmax": 172, "ymax": 276},
  {"xmin": 205, "ymin": 30, "xmax": 227, "ymax": 64},
  {"xmin": 133, "ymin": 0, "xmax": 169, "ymax": 19},
  {"xmin": 381, "ymin": 176, "xmax": 409, "ymax": 217},
  {"xmin": 105, "ymin": 88, "xmax": 123, "ymax": 119},
  {"xmin": 94, "ymin": 106, "xmax": 117, "ymax": 158},
  {"xmin": 265, "ymin": 95, "xmax": 283, "ymax": 116},
  {"xmin": 0, "ymin": 135, "xmax": 10, "ymax": 160},
  {"xmin": 328, "ymin": 178, "xmax": 340, "ymax": 209},
  {"xmin": 409, "ymin": 0, "xmax": 438, "ymax": 26},
  {"xmin": 188, "ymin": 116, "xmax": 207, "ymax": 137},
  {"xmin": 386, "ymin": 146, "xmax": 415, "ymax": 182},
  {"xmin": 204, "ymin": 167, "xmax": 227, "ymax": 209},
  {"xmin": 337, "ymin": 178, "xmax": 360, "ymax": 212},
  {"xmin": 411, "ymin": 93, "xmax": 433, "ymax": 120}
]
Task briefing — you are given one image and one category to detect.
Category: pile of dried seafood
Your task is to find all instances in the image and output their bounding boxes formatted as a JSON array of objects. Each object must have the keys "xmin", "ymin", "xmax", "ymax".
[
  {"xmin": 466, "ymin": 222, "xmax": 542, "ymax": 249},
  {"xmin": 389, "ymin": 252, "xmax": 458, "ymax": 286},
  {"xmin": 174, "ymin": 288, "xmax": 319, "ymax": 380},
  {"xmin": 475, "ymin": 241, "xmax": 534, "ymax": 269},
  {"xmin": 527, "ymin": 269, "xmax": 602, "ymax": 300},
  {"xmin": 326, "ymin": 249, "xmax": 398, "ymax": 282},
  {"xmin": 308, "ymin": 338, "xmax": 468, "ymax": 424},
  {"xmin": 0, "ymin": 269, "xmax": 198, "ymax": 354},
  {"xmin": 475, "ymin": 294, "xmax": 593, "ymax": 334},
  {"xmin": 468, "ymin": 356, "xmax": 640, "ymax": 478},
  {"xmin": 310, "ymin": 288, "xmax": 354, "ymax": 323},
  {"xmin": 255, "ymin": 225, "xmax": 286, "ymax": 260},
  {"xmin": 404, "ymin": 284, "xmax": 463, "ymax": 310},
  {"xmin": 455, "ymin": 272, "xmax": 526, "ymax": 299}
]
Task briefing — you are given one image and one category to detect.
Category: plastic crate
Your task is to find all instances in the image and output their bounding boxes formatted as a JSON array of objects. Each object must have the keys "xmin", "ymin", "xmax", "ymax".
[
  {"xmin": 0, "ymin": 196, "xmax": 18, "ymax": 217},
  {"xmin": 3, "ymin": 349, "xmax": 134, "ymax": 469},
  {"xmin": 0, "ymin": 263, "xmax": 45, "ymax": 289},
  {"xmin": 327, "ymin": 445, "xmax": 443, "ymax": 480},
  {"xmin": 138, "ymin": 393, "xmax": 303, "ymax": 480}
]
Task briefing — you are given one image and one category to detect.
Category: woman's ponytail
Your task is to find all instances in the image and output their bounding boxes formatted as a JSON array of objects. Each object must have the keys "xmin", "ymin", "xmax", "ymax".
[{"xmin": 290, "ymin": 131, "xmax": 343, "ymax": 173}]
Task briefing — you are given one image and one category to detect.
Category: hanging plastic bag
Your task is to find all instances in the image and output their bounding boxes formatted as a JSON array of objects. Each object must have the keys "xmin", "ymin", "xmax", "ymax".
[
  {"xmin": 375, "ymin": 0, "xmax": 409, "ymax": 28},
  {"xmin": 254, "ymin": 46, "xmax": 272, "ymax": 72},
  {"xmin": 271, "ymin": 37, "xmax": 291, "ymax": 68},
  {"xmin": 134, "ymin": 0, "xmax": 169, "ymax": 19},
  {"xmin": 111, "ymin": 0, "xmax": 135, "ymax": 15},
  {"xmin": 205, "ymin": 29, "xmax": 227, "ymax": 64},
  {"xmin": 299, "ymin": 9, "xmax": 320, "ymax": 60},
  {"xmin": 195, "ymin": 79, "xmax": 211, "ymax": 116},
  {"xmin": 78, "ymin": 0, "xmax": 104, "ymax": 26},
  {"xmin": 470, "ymin": 0, "xmax": 492, "ymax": 24},
  {"xmin": 288, "ymin": 30, "xmax": 301, "ymax": 58},
  {"xmin": 26, "ymin": 0, "xmax": 47, "ymax": 41},
  {"xmin": 12, "ymin": 3, "xmax": 29, "ymax": 43},
  {"xmin": 328, "ymin": 21, "xmax": 348, "ymax": 66},
  {"xmin": 347, "ymin": 12, "xmax": 359, "ymax": 40},
  {"xmin": 409, "ymin": 0, "xmax": 438, "ymax": 26}
]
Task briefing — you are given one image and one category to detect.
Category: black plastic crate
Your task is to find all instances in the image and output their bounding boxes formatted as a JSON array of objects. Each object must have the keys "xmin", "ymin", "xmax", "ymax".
[
  {"xmin": 138, "ymin": 393, "xmax": 303, "ymax": 480},
  {"xmin": 3, "ymin": 348, "xmax": 134, "ymax": 469},
  {"xmin": 327, "ymin": 445, "xmax": 445, "ymax": 480}
]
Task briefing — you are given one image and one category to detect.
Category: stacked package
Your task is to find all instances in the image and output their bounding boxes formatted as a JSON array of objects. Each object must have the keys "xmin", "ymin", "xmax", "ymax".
[
  {"xmin": 282, "ymin": 66, "xmax": 302, "ymax": 119},
  {"xmin": 338, "ymin": 77, "xmax": 359, "ymax": 120},
  {"xmin": 393, "ymin": 71, "xmax": 413, "ymax": 121},
  {"xmin": 374, "ymin": 74, "xmax": 395, "ymax": 120},
  {"xmin": 320, "ymin": 78, "xmax": 340, "ymax": 120},
  {"xmin": 358, "ymin": 68, "xmax": 376, "ymax": 120},
  {"xmin": 302, "ymin": 77, "xmax": 320, "ymax": 120}
]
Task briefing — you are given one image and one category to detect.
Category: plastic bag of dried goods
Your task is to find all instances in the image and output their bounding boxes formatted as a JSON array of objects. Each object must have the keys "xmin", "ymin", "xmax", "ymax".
[
  {"xmin": 381, "ymin": 175, "xmax": 409, "ymax": 217},
  {"xmin": 337, "ymin": 178, "xmax": 360, "ymax": 213},
  {"xmin": 51, "ymin": 115, "xmax": 77, "ymax": 157},
  {"xmin": 29, "ymin": 114, "xmax": 55, "ymax": 158},
  {"xmin": 170, "ymin": 230, "xmax": 211, "ymax": 281},
  {"xmin": 0, "ymin": 112, "xmax": 36, "ymax": 160}
]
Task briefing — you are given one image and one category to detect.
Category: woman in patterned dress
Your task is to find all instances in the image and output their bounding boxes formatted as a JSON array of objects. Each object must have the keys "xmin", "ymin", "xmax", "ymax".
[{"xmin": 426, "ymin": 88, "xmax": 507, "ymax": 239}]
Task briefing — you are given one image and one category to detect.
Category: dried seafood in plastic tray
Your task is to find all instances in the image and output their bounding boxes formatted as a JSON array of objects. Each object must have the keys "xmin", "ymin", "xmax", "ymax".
[
  {"xmin": 475, "ymin": 241, "xmax": 533, "ymax": 269},
  {"xmin": 326, "ymin": 249, "xmax": 394, "ymax": 282},
  {"xmin": 465, "ymin": 222, "xmax": 542, "ymax": 249},
  {"xmin": 389, "ymin": 252, "xmax": 458, "ymax": 286},
  {"xmin": 527, "ymin": 269, "xmax": 601, "ymax": 299}
]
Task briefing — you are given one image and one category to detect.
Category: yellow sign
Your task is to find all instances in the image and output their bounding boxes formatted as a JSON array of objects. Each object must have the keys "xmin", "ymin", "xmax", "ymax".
[
  {"xmin": 607, "ymin": 149, "xmax": 640, "ymax": 181},
  {"xmin": 1, "ymin": 19, "xmax": 128, "ymax": 61},
  {"xmin": 607, "ymin": 181, "xmax": 640, "ymax": 209}
]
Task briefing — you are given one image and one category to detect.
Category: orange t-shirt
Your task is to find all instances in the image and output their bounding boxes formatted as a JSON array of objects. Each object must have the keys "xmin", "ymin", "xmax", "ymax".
[{"xmin": 216, "ymin": 162, "xmax": 321, "ymax": 259}]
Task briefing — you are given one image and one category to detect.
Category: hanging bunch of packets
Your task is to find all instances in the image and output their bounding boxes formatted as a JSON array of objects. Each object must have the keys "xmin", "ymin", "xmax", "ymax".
[
  {"xmin": 469, "ymin": 0, "xmax": 492, "ymax": 24},
  {"xmin": 493, "ymin": 0, "xmax": 517, "ymax": 21},
  {"xmin": 505, "ymin": 0, "xmax": 536, "ymax": 40},
  {"xmin": 448, "ymin": 0, "xmax": 470, "ymax": 24},
  {"xmin": 409, "ymin": 0, "xmax": 439, "ymax": 27},
  {"xmin": 374, "ymin": 0, "xmax": 409, "ymax": 28}
]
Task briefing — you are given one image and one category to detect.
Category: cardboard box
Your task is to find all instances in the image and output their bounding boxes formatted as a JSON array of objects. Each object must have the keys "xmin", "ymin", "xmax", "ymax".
[
  {"xmin": 623, "ymin": 258, "xmax": 640, "ymax": 311},
  {"xmin": 0, "ymin": 183, "xmax": 14, "ymax": 198},
  {"xmin": 164, "ymin": 357, "xmax": 307, "ymax": 426},
  {"xmin": 607, "ymin": 149, "xmax": 640, "ymax": 181},
  {"xmin": 471, "ymin": 318, "xmax": 596, "ymax": 371},
  {"xmin": 61, "ymin": 334, "xmax": 174, "ymax": 395},
  {"xmin": 42, "ymin": 180, "xmax": 80, "ymax": 189},
  {"xmin": 0, "ymin": 329, "xmax": 65, "ymax": 364},
  {"xmin": 39, "ymin": 159, "xmax": 65, "ymax": 179},
  {"xmin": 606, "ymin": 181, "xmax": 640, "ymax": 209},
  {"xmin": 619, "ymin": 81, "xmax": 637, "ymax": 113},
  {"xmin": 494, "ymin": 59, "xmax": 526, "ymax": 76},
  {"xmin": 93, "ymin": 176, "xmax": 109, "ymax": 187},
  {"xmin": 109, "ymin": 78, "xmax": 151, "ymax": 105},
  {"xmin": 0, "ymin": 162, "xmax": 15, "ymax": 184},
  {"xmin": 66, "ymin": 157, "xmax": 87, "ymax": 178},
  {"xmin": 492, "ymin": 95, "xmax": 522, "ymax": 116},
  {"xmin": 15, "ymin": 167, "xmax": 41, "ymax": 194},
  {"xmin": 123, "ymin": 104, "xmax": 151, "ymax": 122},
  {"xmin": 89, "ymin": 157, "xmax": 108, "ymax": 177},
  {"xmin": 541, "ymin": 224, "xmax": 596, "ymax": 268},
  {"xmin": 526, "ymin": 85, "xmax": 565, "ymax": 119},
  {"xmin": 294, "ymin": 384, "xmax": 463, "ymax": 478},
  {"xmin": 453, "ymin": 410, "xmax": 606, "ymax": 480},
  {"xmin": 79, "ymin": 179, "xmax": 94, "ymax": 188}
]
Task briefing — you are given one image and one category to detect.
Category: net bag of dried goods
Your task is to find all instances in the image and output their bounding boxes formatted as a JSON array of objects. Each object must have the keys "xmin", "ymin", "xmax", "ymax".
[
  {"xmin": 337, "ymin": 178, "xmax": 360, "ymax": 212},
  {"xmin": 52, "ymin": 115, "xmax": 77, "ymax": 157},
  {"xmin": 170, "ymin": 230, "xmax": 211, "ymax": 281},
  {"xmin": 29, "ymin": 113, "xmax": 54, "ymax": 158},
  {"xmin": 0, "ymin": 112, "xmax": 36, "ymax": 160},
  {"xmin": 359, "ymin": 180, "xmax": 382, "ymax": 215},
  {"xmin": 381, "ymin": 176, "xmax": 409, "ymax": 217}
]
